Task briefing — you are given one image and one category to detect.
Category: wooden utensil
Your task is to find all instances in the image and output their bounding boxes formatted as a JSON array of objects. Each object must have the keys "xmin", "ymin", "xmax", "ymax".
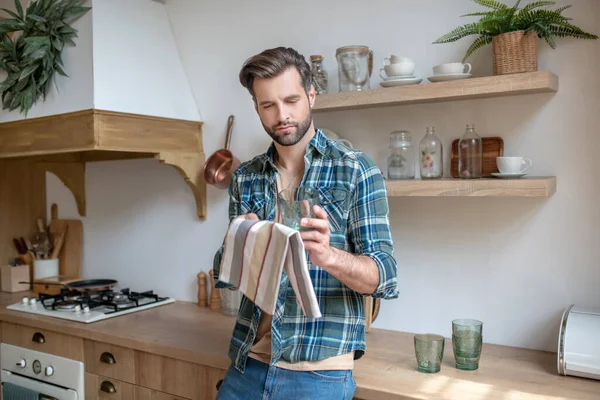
[
  {"xmin": 365, "ymin": 297, "xmax": 374, "ymax": 332},
  {"xmin": 209, "ymin": 269, "xmax": 222, "ymax": 311},
  {"xmin": 197, "ymin": 272, "xmax": 208, "ymax": 307},
  {"xmin": 48, "ymin": 203, "xmax": 82, "ymax": 278},
  {"xmin": 451, "ymin": 136, "xmax": 504, "ymax": 178},
  {"xmin": 50, "ymin": 225, "xmax": 67, "ymax": 259}
]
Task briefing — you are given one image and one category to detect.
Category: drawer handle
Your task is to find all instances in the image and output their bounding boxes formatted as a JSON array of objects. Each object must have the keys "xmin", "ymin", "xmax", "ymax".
[
  {"xmin": 100, "ymin": 352, "xmax": 116, "ymax": 364},
  {"xmin": 100, "ymin": 381, "xmax": 117, "ymax": 394},
  {"xmin": 32, "ymin": 332, "xmax": 45, "ymax": 344}
]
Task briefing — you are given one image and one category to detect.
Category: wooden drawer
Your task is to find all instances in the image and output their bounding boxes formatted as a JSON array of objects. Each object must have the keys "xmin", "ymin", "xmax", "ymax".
[
  {"xmin": 135, "ymin": 386, "xmax": 190, "ymax": 400},
  {"xmin": 85, "ymin": 373, "xmax": 189, "ymax": 400},
  {"xmin": 2, "ymin": 322, "xmax": 83, "ymax": 361},
  {"xmin": 135, "ymin": 351, "xmax": 226, "ymax": 400},
  {"xmin": 85, "ymin": 340, "xmax": 135, "ymax": 384},
  {"xmin": 85, "ymin": 372, "xmax": 137, "ymax": 400}
]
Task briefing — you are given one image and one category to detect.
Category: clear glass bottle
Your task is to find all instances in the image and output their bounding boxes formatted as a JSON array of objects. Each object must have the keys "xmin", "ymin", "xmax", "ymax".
[
  {"xmin": 458, "ymin": 124, "xmax": 483, "ymax": 179},
  {"xmin": 419, "ymin": 126, "xmax": 443, "ymax": 179},
  {"xmin": 310, "ymin": 55, "xmax": 328, "ymax": 95},
  {"xmin": 388, "ymin": 130, "xmax": 415, "ymax": 180}
]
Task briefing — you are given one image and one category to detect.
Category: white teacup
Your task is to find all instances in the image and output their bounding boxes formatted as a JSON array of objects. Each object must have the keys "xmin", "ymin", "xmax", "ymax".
[
  {"xmin": 496, "ymin": 157, "xmax": 533, "ymax": 174},
  {"xmin": 383, "ymin": 55, "xmax": 413, "ymax": 65},
  {"xmin": 379, "ymin": 62, "xmax": 415, "ymax": 79},
  {"xmin": 433, "ymin": 62, "xmax": 471, "ymax": 76}
]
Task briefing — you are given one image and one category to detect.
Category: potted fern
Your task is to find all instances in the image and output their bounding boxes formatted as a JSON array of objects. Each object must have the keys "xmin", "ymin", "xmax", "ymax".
[{"xmin": 433, "ymin": 0, "xmax": 598, "ymax": 75}]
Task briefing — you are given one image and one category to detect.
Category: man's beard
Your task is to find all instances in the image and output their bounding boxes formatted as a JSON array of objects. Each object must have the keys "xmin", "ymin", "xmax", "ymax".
[{"xmin": 263, "ymin": 112, "xmax": 312, "ymax": 147}]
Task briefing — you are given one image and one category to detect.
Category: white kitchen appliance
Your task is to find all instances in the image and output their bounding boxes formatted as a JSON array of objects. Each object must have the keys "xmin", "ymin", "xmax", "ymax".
[
  {"xmin": 6, "ymin": 288, "xmax": 175, "ymax": 323},
  {"xmin": 1, "ymin": 343, "xmax": 84, "ymax": 398},
  {"xmin": 557, "ymin": 304, "xmax": 600, "ymax": 380}
]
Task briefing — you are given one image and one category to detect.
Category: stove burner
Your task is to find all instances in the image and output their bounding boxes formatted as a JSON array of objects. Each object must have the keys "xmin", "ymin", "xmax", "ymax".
[
  {"xmin": 63, "ymin": 293, "xmax": 82, "ymax": 301},
  {"xmin": 54, "ymin": 300, "xmax": 80, "ymax": 311},
  {"xmin": 112, "ymin": 293, "xmax": 129, "ymax": 303},
  {"xmin": 39, "ymin": 288, "xmax": 168, "ymax": 314}
]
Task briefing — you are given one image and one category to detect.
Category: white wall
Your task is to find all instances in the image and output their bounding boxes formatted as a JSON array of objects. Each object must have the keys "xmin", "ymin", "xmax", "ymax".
[
  {"xmin": 92, "ymin": 0, "xmax": 200, "ymax": 121},
  {"xmin": 0, "ymin": 0, "xmax": 93, "ymax": 122},
  {"xmin": 47, "ymin": 0, "xmax": 600, "ymax": 352}
]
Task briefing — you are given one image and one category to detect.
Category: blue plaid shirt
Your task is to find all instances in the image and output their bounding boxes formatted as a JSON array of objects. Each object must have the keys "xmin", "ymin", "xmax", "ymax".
[{"xmin": 213, "ymin": 129, "xmax": 398, "ymax": 373}]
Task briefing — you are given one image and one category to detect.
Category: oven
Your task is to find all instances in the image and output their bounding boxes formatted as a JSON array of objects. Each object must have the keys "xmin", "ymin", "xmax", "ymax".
[{"xmin": 1, "ymin": 343, "xmax": 83, "ymax": 399}]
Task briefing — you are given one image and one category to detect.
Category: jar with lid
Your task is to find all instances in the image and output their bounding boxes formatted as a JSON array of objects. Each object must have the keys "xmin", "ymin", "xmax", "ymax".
[
  {"xmin": 458, "ymin": 124, "xmax": 483, "ymax": 179},
  {"xmin": 335, "ymin": 45, "xmax": 373, "ymax": 92},
  {"xmin": 387, "ymin": 130, "xmax": 415, "ymax": 180},
  {"xmin": 419, "ymin": 126, "xmax": 443, "ymax": 179},
  {"xmin": 310, "ymin": 55, "xmax": 328, "ymax": 95}
]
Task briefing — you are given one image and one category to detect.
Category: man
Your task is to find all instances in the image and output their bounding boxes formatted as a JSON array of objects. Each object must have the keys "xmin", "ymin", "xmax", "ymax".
[{"xmin": 213, "ymin": 47, "xmax": 398, "ymax": 400}]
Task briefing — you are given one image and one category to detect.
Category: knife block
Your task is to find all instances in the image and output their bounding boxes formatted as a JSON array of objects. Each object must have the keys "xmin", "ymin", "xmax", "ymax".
[{"xmin": 1, "ymin": 265, "xmax": 30, "ymax": 293}]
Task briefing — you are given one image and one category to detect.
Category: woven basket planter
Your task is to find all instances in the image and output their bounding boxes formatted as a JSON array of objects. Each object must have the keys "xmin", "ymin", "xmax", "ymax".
[{"xmin": 492, "ymin": 30, "xmax": 538, "ymax": 75}]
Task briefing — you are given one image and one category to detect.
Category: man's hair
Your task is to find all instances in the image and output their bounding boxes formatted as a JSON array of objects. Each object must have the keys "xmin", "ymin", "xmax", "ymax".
[{"xmin": 239, "ymin": 47, "xmax": 312, "ymax": 98}]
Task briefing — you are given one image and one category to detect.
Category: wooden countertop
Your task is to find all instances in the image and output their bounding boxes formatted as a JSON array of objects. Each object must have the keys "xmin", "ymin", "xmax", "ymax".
[{"xmin": 1, "ymin": 292, "xmax": 598, "ymax": 399}]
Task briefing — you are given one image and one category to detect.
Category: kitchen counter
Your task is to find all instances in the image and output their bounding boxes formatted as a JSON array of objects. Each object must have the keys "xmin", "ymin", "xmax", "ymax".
[{"xmin": 0, "ymin": 291, "xmax": 598, "ymax": 400}]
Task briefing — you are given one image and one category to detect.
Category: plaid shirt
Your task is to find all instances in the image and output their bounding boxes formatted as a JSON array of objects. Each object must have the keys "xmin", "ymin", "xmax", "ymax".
[{"xmin": 213, "ymin": 129, "xmax": 398, "ymax": 373}]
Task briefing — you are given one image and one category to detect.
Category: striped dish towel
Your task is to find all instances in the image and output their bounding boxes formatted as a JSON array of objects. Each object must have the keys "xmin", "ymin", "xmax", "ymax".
[{"xmin": 218, "ymin": 219, "xmax": 322, "ymax": 319}]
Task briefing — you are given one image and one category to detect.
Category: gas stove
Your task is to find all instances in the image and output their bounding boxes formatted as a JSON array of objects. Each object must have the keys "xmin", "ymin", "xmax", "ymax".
[{"xmin": 6, "ymin": 288, "xmax": 175, "ymax": 323}]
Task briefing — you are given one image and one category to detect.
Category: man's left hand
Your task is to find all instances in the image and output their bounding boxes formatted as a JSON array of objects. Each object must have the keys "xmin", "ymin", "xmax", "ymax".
[{"xmin": 300, "ymin": 205, "xmax": 336, "ymax": 269}]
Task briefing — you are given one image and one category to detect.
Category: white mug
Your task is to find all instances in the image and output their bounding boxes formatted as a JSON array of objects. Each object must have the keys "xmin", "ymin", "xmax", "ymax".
[
  {"xmin": 496, "ymin": 157, "xmax": 533, "ymax": 174},
  {"xmin": 433, "ymin": 62, "xmax": 471, "ymax": 76}
]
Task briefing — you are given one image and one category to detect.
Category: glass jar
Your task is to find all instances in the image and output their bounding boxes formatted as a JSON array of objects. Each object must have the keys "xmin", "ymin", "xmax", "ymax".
[
  {"xmin": 335, "ymin": 45, "xmax": 373, "ymax": 92},
  {"xmin": 458, "ymin": 124, "xmax": 483, "ymax": 179},
  {"xmin": 310, "ymin": 55, "xmax": 328, "ymax": 95},
  {"xmin": 419, "ymin": 126, "xmax": 443, "ymax": 179},
  {"xmin": 388, "ymin": 130, "xmax": 415, "ymax": 180}
]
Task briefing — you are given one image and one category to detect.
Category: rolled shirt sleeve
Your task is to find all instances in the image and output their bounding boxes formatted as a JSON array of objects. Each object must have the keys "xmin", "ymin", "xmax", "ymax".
[
  {"xmin": 212, "ymin": 171, "xmax": 242, "ymax": 290},
  {"xmin": 347, "ymin": 154, "xmax": 399, "ymax": 299}
]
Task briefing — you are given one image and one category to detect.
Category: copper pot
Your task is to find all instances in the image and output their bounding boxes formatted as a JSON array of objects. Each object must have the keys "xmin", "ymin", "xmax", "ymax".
[{"xmin": 204, "ymin": 115, "xmax": 240, "ymax": 190}]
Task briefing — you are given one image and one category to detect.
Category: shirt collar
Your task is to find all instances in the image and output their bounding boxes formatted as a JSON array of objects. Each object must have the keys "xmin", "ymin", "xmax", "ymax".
[{"xmin": 261, "ymin": 128, "xmax": 327, "ymax": 172}]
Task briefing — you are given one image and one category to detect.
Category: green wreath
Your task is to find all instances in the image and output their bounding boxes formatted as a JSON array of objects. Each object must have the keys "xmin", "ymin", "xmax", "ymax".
[{"xmin": 0, "ymin": 0, "xmax": 90, "ymax": 115}]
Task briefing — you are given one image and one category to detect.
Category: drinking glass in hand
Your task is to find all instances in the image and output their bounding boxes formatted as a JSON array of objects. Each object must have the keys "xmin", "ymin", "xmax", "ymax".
[
  {"xmin": 277, "ymin": 187, "xmax": 319, "ymax": 231},
  {"xmin": 452, "ymin": 319, "xmax": 483, "ymax": 371},
  {"xmin": 414, "ymin": 334, "xmax": 445, "ymax": 373}
]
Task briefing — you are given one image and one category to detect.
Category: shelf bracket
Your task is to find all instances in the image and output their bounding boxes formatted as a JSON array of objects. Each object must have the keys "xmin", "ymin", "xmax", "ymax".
[
  {"xmin": 39, "ymin": 161, "xmax": 87, "ymax": 217},
  {"xmin": 157, "ymin": 152, "xmax": 207, "ymax": 220}
]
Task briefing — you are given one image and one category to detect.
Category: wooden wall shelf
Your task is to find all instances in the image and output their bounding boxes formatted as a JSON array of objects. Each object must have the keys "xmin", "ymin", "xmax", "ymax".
[
  {"xmin": 386, "ymin": 177, "xmax": 556, "ymax": 197},
  {"xmin": 0, "ymin": 109, "xmax": 206, "ymax": 219},
  {"xmin": 313, "ymin": 71, "xmax": 558, "ymax": 112}
]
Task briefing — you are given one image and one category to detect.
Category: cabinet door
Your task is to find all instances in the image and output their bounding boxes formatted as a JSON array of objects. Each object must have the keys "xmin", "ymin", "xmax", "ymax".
[
  {"xmin": 135, "ymin": 351, "xmax": 226, "ymax": 400},
  {"xmin": 205, "ymin": 367, "xmax": 226, "ymax": 400}
]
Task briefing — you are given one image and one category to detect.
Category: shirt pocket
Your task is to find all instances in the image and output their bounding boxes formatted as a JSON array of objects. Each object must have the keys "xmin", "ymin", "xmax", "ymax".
[
  {"xmin": 240, "ymin": 198, "xmax": 266, "ymax": 219},
  {"xmin": 318, "ymin": 186, "xmax": 351, "ymax": 234}
]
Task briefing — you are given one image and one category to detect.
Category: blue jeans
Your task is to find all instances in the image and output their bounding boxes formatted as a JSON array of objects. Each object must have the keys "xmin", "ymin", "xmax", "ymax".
[{"xmin": 216, "ymin": 358, "xmax": 356, "ymax": 400}]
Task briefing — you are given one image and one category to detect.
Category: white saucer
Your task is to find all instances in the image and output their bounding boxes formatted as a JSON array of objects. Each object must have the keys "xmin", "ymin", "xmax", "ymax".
[
  {"xmin": 428, "ymin": 73, "xmax": 472, "ymax": 82},
  {"xmin": 384, "ymin": 75, "xmax": 417, "ymax": 81},
  {"xmin": 380, "ymin": 78, "xmax": 422, "ymax": 87},
  {"xmin": 491, "ymin": 172, "xmax": 528, "ymax": 179}
]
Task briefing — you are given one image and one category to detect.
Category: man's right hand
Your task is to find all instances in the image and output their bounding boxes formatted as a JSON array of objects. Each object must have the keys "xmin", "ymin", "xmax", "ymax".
[{"xmin": 233, "ymin": 213, "xmax": 259, "ymax": 223}]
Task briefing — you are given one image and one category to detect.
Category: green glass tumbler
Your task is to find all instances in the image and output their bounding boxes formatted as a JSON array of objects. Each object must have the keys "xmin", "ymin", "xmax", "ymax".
[
  {"xmin": 414, "ymin": 334, "xmax": 445, "ymax": 373},
  {"xmin": 277, "ymin": 186, "xmax": 319, "ymax": 231},
  {"xmin": 452, "ymin": 319, "xmax": 483, "ymax": 371}
]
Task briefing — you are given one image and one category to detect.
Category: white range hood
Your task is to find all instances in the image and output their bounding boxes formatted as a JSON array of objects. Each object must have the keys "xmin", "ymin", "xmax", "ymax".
[{"xmin": 0, "ymin": 0, "xmax": 201, "ymax": 123}]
